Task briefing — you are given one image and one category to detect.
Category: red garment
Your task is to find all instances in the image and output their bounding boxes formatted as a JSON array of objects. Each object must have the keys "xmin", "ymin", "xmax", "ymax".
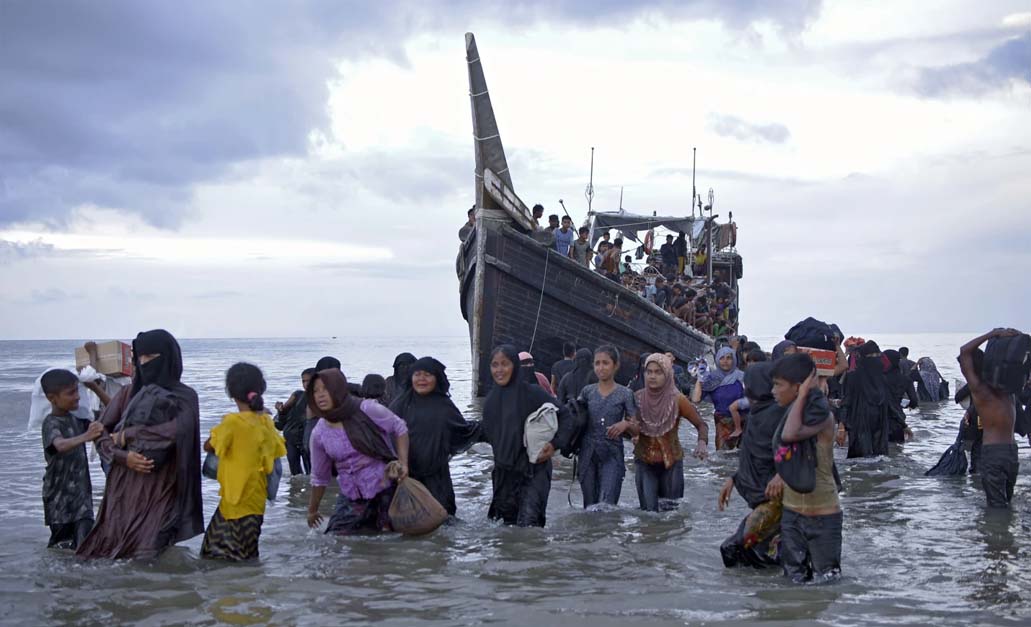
[{"xmin": 534, "ymin": 372, "xmax": 554, "ymax": 396}]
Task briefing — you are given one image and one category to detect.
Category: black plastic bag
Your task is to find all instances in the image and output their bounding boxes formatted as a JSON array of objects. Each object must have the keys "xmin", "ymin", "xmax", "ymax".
[
  {"xmin": 773, "ymin": 420, "xmax": 817, "ymax": 493},
  {"xmin": 784, "ymin": 317, "xmax": 836, "ymax": 351},
  {"xmin": 925, "ymin": 427, "xmax": 968, "ymax": 476}
]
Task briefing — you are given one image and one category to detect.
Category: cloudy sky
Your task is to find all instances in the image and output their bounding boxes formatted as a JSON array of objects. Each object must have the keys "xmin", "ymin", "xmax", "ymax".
[{"xmin": 1, "ymin": 0, "xmax": 1028, "ymax": 341}]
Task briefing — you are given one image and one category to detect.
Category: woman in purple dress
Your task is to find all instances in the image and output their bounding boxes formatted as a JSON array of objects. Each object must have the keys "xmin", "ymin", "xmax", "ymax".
[{"xmin": 692, "ymin": 346, "xmax": 746, "ymax": 450}]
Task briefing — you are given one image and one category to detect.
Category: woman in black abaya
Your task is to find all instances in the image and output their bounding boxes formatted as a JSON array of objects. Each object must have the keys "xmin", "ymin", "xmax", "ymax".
[
  {"xmin": 883, "ymin": 350, "xmax": 917, "ymax": 443},
  {"xmin": 78, "ymin": 329, "xmax": 203, "ymax": 559},
  {"xmin": 842, "ymin": 341, "xmax": 892, "ymax": 458},
  {"xmin": 389, "ymin": 357, "xmax": 479, "ymax": 516},
  {"xmin": 478, "ymin": 345, "xmax": 572, "ymax": 527}
]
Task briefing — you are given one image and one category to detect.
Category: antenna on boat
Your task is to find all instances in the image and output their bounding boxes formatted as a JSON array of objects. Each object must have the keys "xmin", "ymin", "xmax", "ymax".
[
  {"xmin": 691, "ymin": 147, "xmax": 697, "ymax": 219},
  {"xmin": 585, "ymin": 146, "xmax": 595, "ymax": 215},
  {"xmin": 558, "ymin": 198, "xmax": 574, "ymax": 223},
  {"xmin": 618, "ymin": 186, "xmax": 623, "ymax": 211}
]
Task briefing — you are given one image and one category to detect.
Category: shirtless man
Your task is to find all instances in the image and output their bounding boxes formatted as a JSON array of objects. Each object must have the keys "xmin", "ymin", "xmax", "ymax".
[{"xmin": 958, "ymin": 328, "xmax": 1024, "ymax": 508}]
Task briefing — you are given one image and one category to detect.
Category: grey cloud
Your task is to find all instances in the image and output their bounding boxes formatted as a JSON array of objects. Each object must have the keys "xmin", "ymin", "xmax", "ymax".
[
  {"xmin": 313, "ymin": 259, "xmax": 454, "ymax": 281},
  {"xmin": 30, "ymin": 288, "xmax": 83, "ymax": 304},
  {"xmin": 706, "ymin": 113, "xmax": 791, "ymax": 144},
  {"xmin": 195, "ymin": 290, "xmax": 243, "ymax": 300},
  {"xmin": 0, "ymin": 1, "xmax": 821, "ymax": 229},
  {"xmin": 106, "ymin": 287, "xmax": 157, "ymax": 300},
  {"xmin": 652, "ymin": 167, "xmax": 814, "ymax": 186},
  {"xmin": 914, "ymin": 32, "xmax": 1031, "ymax": 98},
  {"xmin": 0, "ymin": 239, "xmax": 55, "ymax": 264}
]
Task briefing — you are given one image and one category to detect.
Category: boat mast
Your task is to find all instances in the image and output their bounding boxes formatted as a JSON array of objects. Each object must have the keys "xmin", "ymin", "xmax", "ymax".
[
  {"xmin": 706, "ymin": 187, "xmax": 714, "ymax": 284},
  {"xmin": 691, "ymin": 146, "xmax": 697, "ymax": 219},
  {"xmin": 466, "ymin": 33, "xmax": 512, "ymax": 208},
  {"xmin": 586, "ymin": 146, "xmax": 596, "ymax": 213},
  {"xmin": 585, "ymin": 146, "xmax": 597, "ymax": 247}
]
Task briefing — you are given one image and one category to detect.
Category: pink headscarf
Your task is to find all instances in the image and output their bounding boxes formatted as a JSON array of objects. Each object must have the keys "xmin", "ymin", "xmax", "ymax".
[{"xmin": 633, "ymin": 354, "xmax": 680, "ymax": 437}]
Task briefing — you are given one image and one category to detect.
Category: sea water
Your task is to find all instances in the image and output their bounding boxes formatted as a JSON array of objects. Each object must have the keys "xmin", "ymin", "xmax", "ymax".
[{"xmin": 0, "ymin": 334, "xmax": 1028, "ymax": 626}]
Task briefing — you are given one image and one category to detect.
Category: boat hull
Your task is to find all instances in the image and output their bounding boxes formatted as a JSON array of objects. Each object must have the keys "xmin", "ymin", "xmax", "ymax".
[{"xmin": 461, "ymin": 217, "xmax": 712, "ymax": 396}]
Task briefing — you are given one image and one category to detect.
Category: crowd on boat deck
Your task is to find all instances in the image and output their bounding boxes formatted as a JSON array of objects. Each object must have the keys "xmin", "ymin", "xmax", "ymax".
[
  {"xmin": 459, "ymin": 206, "xmax": 739, "ymax": 337},
  {"xmin": 35, "ymin": 323, "xmax": 1031, "ymax": 584}
]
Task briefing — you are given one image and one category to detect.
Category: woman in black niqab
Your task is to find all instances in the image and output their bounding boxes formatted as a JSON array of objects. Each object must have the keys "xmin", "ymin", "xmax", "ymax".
[
  {"xmin": 842, "ymin": 341, "xmax": 892, "ymax": 458},
  {"xmin": 389, "ymin": 357, "xmax": 479, "ymax": 516},
  {"xmin": 479, "ymin": 344, "xmax": 572, "ymax": 527},
  {"xmin": 883, "ymin": 350, "xmax": 917, "ymax": 442},
  {"xmin": 628, "ymin": 352, "xmax": 652, "ymax": 392},
  {"xmin": 557, "ymin": 348, "xmax": 596, "ymax": 404},
  {"xmin": 78, "ymin": 329, "xmax": 203, "ymax": 559},
  {"xmin": 383, "ymin": 352, "xmax": 416, "ymax": 407}
]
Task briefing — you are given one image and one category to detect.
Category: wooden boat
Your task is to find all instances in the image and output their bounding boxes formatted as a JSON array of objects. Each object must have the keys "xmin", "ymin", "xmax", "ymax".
[{"xmin": 458, "ymin": 33, "xmax": 743, "ymax": 396}]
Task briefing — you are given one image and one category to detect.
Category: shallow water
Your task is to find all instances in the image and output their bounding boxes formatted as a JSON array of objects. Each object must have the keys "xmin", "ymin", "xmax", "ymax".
[{"xmin": 0, "ymin": 334, "xmax": 1028, "ymax": 626}]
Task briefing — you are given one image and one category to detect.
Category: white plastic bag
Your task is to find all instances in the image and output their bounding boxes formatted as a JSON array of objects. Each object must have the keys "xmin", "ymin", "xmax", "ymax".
[{"xmin": 524, "ymin": 402, "xmax": 559, "ymax": 463}]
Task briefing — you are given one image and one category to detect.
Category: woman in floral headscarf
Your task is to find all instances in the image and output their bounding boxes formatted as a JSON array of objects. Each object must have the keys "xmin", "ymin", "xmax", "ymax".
[{"xmin": 633, "ymin": 354, "xmax": 708, "ymax": 511}]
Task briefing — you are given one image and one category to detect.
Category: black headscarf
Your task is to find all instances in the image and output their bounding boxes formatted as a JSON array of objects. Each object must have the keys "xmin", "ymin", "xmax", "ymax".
[
  {"xmin": 307, "ymin": 369, "xmax": 396, "ymax": 462},
  {"xmin": 392, "ymin": 353, "xmax": 417, "ymax": 384},
  {"xmin": 629, "ymin": 352, "xmax": 652, "ymax": 392},
  {"xmin": 389, "ymin": 357, "xmax": 478, "ymax": 481},
  {"xmin": 850, "ymin": 345, "xmax": 887, "ymax": 406},
  {"xmin": 558, "ymin": 348, "xmax": 596, "ymax": 404},
  {"xmin": 131, "ymin": 329, "xmax": 183, "ymax": 395},
  {"xmin": 316, "ymin": 356, "xmax": 341, "ymax": 371},
  {"xmin": 884, "ymin": 349, "xmax": 901, "ymax": 372},
  {"xmin": 743, "ymin": 361, "xmax": 776, "ymax": 413},
  {"xmin": 481, "ymin": 345, "xmax": 554, "ymax": 471}
]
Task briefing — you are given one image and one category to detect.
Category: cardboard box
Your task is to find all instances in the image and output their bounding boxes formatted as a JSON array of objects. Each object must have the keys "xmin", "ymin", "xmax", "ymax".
[
  {"xmin": 799, "ymin": 347, "xmax": 836, "ymax": 377},
  {"xmin": 75, "ymin": 340, "xmax": 132, "ymax": 377}
]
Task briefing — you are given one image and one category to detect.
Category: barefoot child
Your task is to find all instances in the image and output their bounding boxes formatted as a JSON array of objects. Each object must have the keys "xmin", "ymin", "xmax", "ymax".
[
  {"xmin": 201, "ymin": 363, "xmax": 286, "ymax": 560},
  {"xmin": 40, "ymin": 369, "xmax": 104, "ymax": 549}
]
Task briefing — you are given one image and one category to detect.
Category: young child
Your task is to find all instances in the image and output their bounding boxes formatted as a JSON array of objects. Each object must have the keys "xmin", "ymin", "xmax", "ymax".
[
  {"xmin": 772, "ymin": 353, "xmax": 842, "ymax": 584},
  {"xmin": 40, "ymin": 369, "xmax": 103, "ymax": 549},
  {"xmin": 201, "ymin": 363, "xmax": 286, "ymax": 561}
]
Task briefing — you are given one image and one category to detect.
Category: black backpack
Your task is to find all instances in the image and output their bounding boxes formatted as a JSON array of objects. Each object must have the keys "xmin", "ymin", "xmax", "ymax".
[
  {"xmin": 772, "ymin": 417, "xmax": 817, "ymax": 493},
  {"xmin": 785, "ymin": 317, "xmax": 836, "ymax": 351},
  {"xmin": 982, "ymin": 334, "xmax": 1031, "ymax": 394},
  {"xmin": 559, "ymin": 397, "xmax": 589, "ymax": 458}
]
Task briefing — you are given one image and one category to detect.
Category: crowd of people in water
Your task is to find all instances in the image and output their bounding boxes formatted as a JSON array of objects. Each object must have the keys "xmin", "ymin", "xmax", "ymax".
[
  {"xmin": 459, "ymin": 205, "xmax": 740, "ymax": 337},
  {"xmin": 36, "ymin": 325, "xmax": 1030, "ymax": 584}
]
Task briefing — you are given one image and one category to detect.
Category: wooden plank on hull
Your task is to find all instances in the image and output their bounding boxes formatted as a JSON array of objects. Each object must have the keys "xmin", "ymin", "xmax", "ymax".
[{"xmin": 483, "ymin": 168, "xmax": 536, "ymax": 232}]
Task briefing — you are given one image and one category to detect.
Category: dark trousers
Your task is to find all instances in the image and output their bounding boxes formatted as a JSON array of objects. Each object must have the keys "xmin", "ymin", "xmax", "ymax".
[
  {"xmin": 489, "ymin": 462, "xmax": 552, "ymax": 527},
  {"xmin": 285, "ymin": 437, "xmax": 310, "ymax": 475},
  {"xmin": 579, "ymin": 441, "xmax": 625, "ymax": 507},
  {"xmin": 780, "ymin": 509, "xmax": 842, "ymax": 584},
  {"xmin": 981, "ymin": 443, "xmax": 1019, "ymax": 508},
  {"xmin": 48, "ymin": 517, "xmax": 93, "ymax": 550},
  {"xmin": 634, "ymin": 459, "xmax": 684, "ymax": 511}
]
